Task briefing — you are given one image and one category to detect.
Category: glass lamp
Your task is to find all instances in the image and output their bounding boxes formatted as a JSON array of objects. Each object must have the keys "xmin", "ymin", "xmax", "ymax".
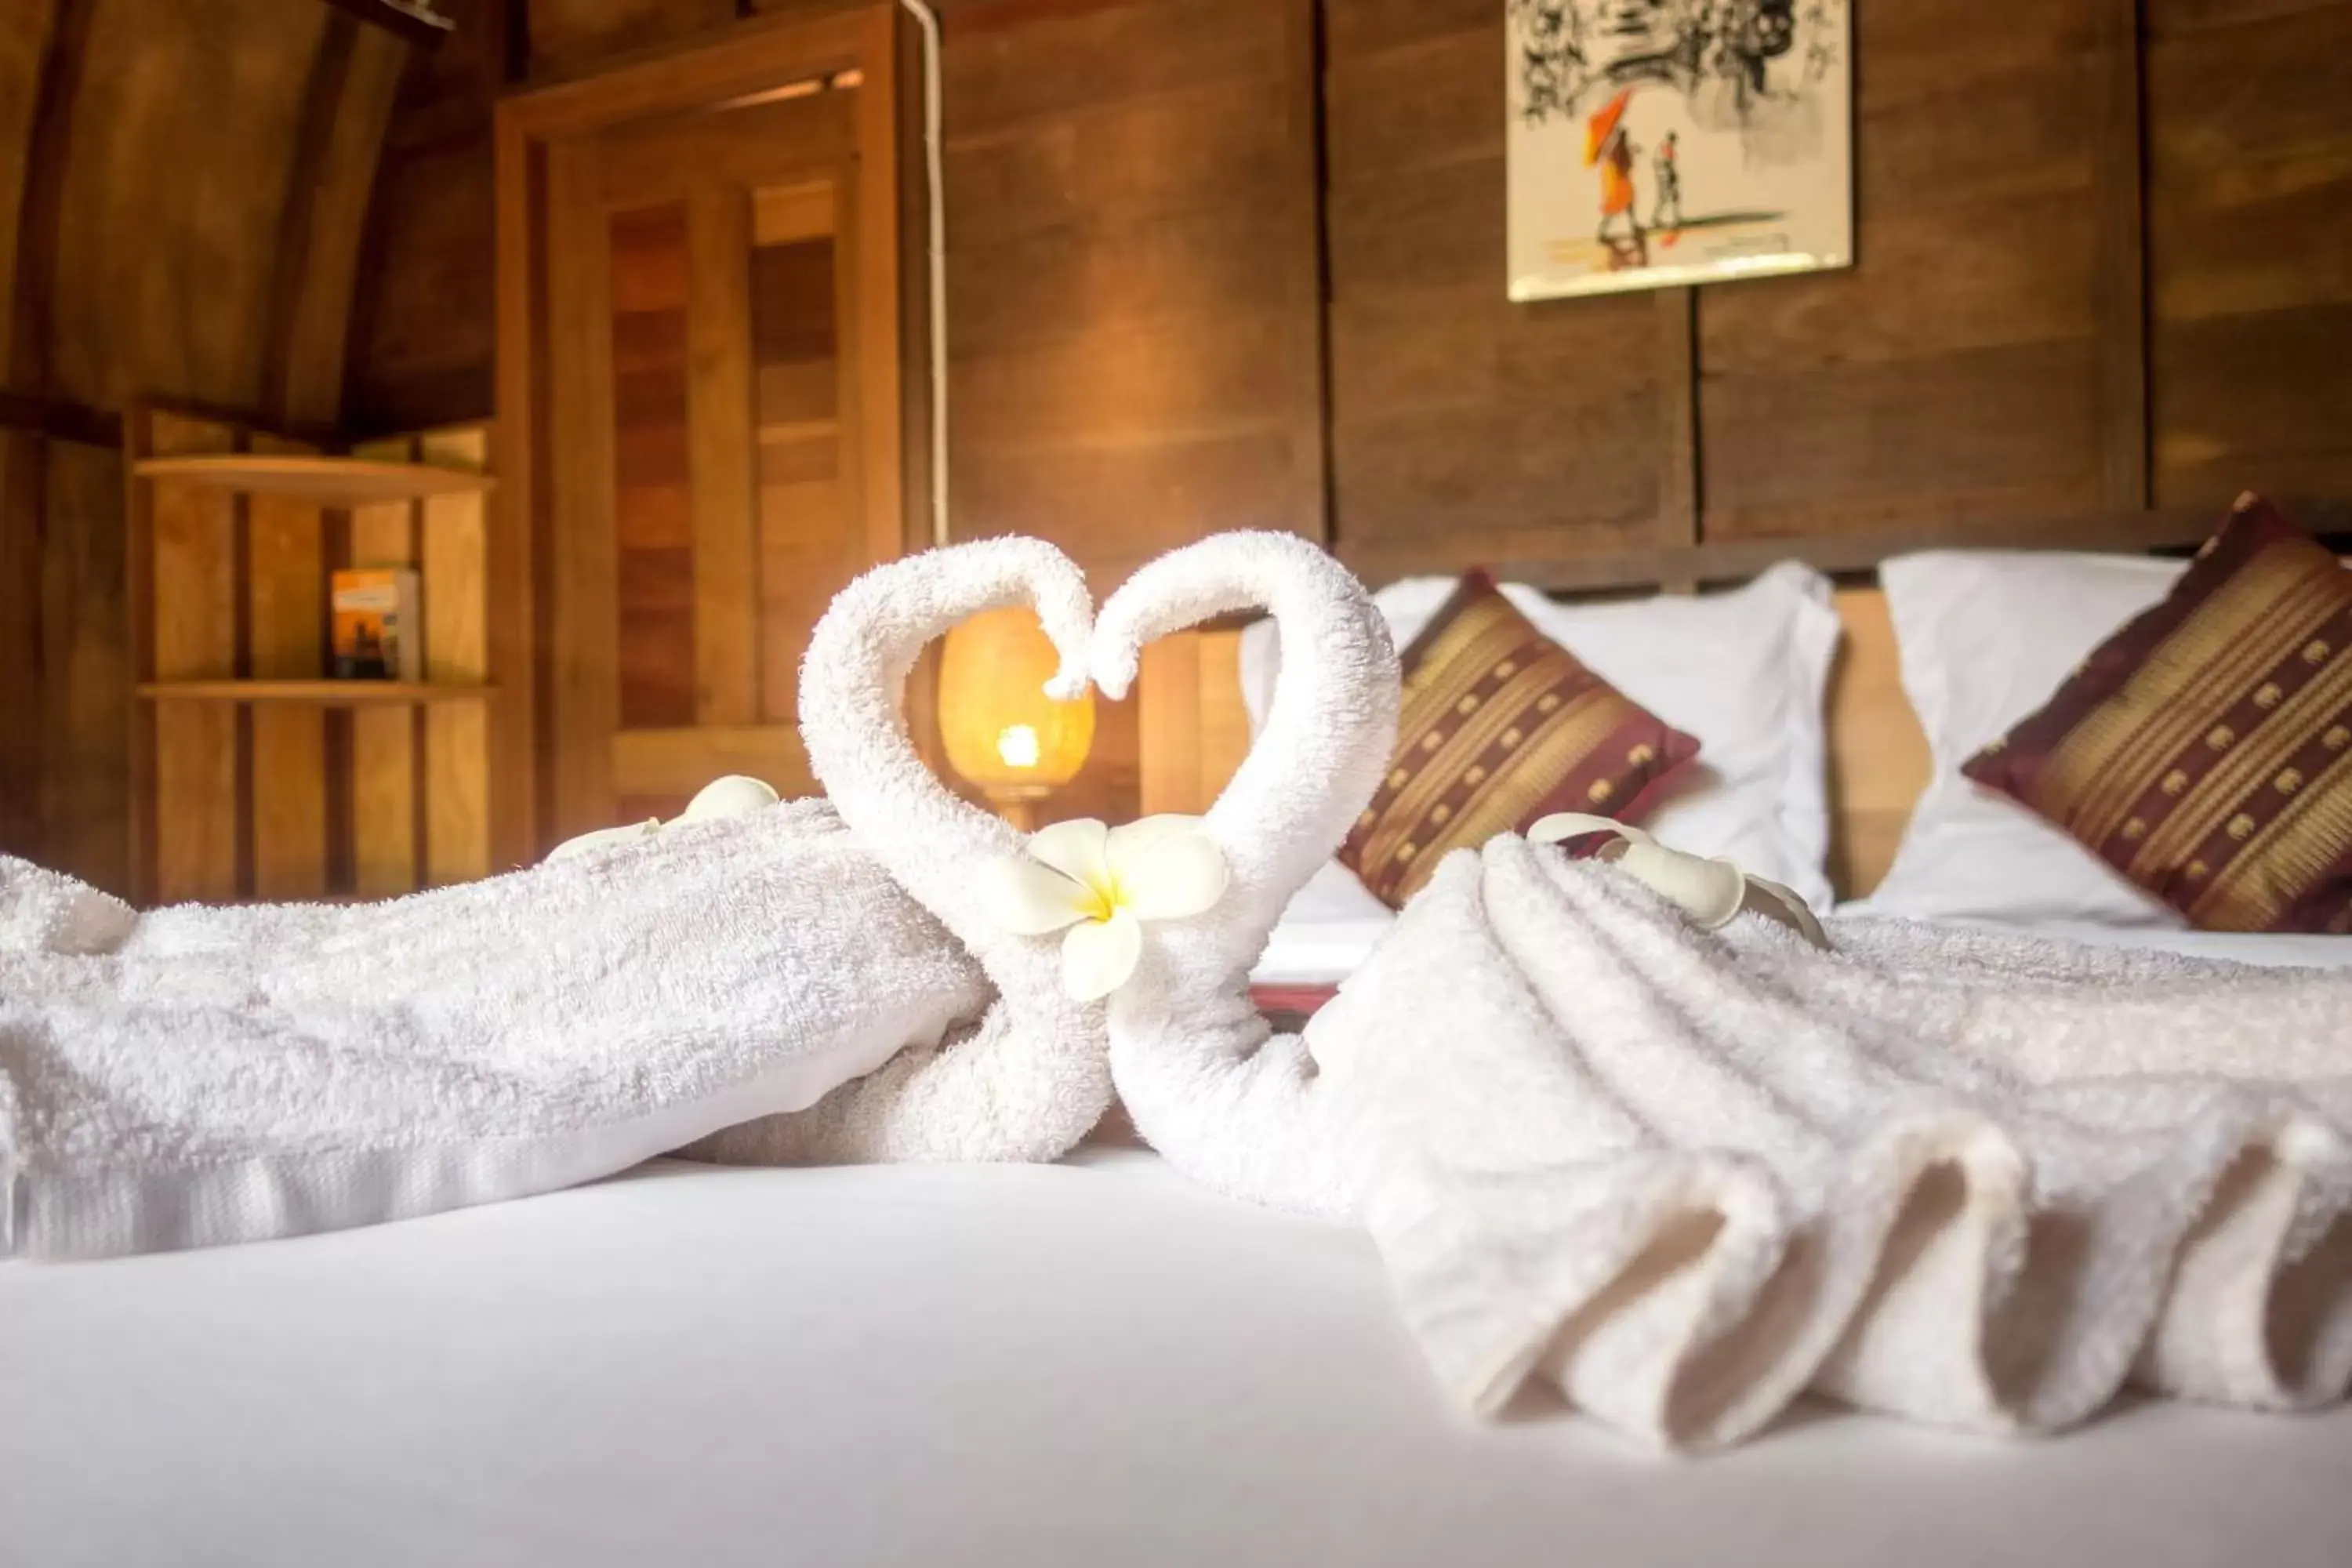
[{"xmin": 937, "ymin": 606, "xmax": 1095, "ymax": 829}]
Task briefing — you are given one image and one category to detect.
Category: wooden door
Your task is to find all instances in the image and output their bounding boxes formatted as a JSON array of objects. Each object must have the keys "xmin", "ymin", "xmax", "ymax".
[{"xmin": 503, "ymin": 9, "xmax": 905, "ymax": 846}]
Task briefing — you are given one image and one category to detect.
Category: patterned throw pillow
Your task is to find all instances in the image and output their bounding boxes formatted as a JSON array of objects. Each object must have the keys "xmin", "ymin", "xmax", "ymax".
[
  {"xmin": 1962, "ymin": 495, "xmax": 2352, "ymax": 933},
  {"xmin": 1338, "ymin": 570, "xmax": 1699, "ymax": 908}
]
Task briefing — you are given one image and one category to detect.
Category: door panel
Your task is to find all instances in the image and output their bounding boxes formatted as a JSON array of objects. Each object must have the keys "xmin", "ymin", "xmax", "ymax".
[{"xmin": 540, "ymin": 54, "xmax": 897, "ymax": 840}]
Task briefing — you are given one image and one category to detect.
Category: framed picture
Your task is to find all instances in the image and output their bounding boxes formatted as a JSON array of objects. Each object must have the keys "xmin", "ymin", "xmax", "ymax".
[{"xmin": 1505, "ymin": 2, "xmax": 1853, "ymax": 302}]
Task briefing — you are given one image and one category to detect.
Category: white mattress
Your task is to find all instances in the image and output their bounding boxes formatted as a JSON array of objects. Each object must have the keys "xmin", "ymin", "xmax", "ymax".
[{"xmin": 6, "ymin": 1145, "xmax": 2352, "ymax": 1568}]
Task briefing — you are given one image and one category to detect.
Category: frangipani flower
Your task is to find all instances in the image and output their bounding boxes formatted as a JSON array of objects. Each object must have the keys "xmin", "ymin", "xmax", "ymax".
[
  {"xmin": 1529, "ymin": 812, "xmax": 1828, "ymax": 949},
  {"xmin": 983, "ymin": 816, "xmax": 1230, "ymax": 1001}
]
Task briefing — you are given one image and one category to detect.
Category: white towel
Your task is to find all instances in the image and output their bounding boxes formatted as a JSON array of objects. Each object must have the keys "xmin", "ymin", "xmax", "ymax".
[
  {"xmin": 1312, "ymin": 838, "xmax": 2352, "ymax": 1449},
  {"xmin": 0, "ymin": 804, "xmax": 986, "ymax": 1258},
  {"xmin": 1087, "ymin": 530, "xmax": 2352, "ymax": 1450},
  {"xmin": 0, "ymin": 535, "xmax": 1114, "ymax": 1258}
]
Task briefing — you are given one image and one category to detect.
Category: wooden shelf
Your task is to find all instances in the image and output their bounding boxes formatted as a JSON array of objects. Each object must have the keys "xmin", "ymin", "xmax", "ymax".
[
  {"xmin": 136, "ymin": 680, "xmax": 496, "ymax": 706},
  {"xmin": 132, "ymin": 454, "xmax": 495, "ymax": 506}
]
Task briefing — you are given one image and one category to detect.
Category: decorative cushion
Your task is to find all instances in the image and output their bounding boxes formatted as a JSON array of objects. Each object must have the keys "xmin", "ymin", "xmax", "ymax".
[
  {"xmin": 1869, "ymin": 548, "xmax": 2185, "ymax": 927},
  {"xmin": 1962, "ymin": 496, "xmax": 2352, "ymax": 934},
  {"xmin": 1248, "ymin": 561, "xmax": 1840, "ymax": 909},
  {"xmin": 1338, "ymin": 571, "xmax": 1699, "ymax": 907}
]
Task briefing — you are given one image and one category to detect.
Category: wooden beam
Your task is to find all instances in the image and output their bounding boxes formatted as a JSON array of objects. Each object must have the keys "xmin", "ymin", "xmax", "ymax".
[
  {"xmin": 318, "ymin": 0, "xmax": 448, "ymax": 49},
  {"xmin": 1283, "ymin": 0, "xmax": 1330, "ymax": 543},
  {"xmin": 2093, "ymin": 0, "xmax": 2149, "ymax": 511},
  {"xmin": 2, "ymin": 0, "xmax": 100, "ymax": 862},
  {"xmin": 1340, "ymin": 502, "xmax": 2352, "ymax": 597},
  {"xmin": 1654, "ymin": 285, "xmax": 1700, "ymax": 578},
  {"xmin": 0, "ymin": 386, "xmax": 121, "ymax": 448},
  {"xmin": 266, "ymin": 12, "xmax": 409, "ymax": 429}
]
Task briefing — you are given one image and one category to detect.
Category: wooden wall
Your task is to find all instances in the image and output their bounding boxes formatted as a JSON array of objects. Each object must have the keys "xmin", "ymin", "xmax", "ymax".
[
  {"xmin": 351, "ymin": 0, "xmax": 2352, "ymax": 571},
  {"xmin": 351, "ymin": 0, "xmax": 1328, "ymax": 822},
  {"xmin": 2, "ymin": 0, "xmax": 411, "ymax": 892},
  {"xmin": 2146, "ymin": 0, "xmax": 2352, "ymax": 510},
  {"xmin": 9, "ymin": 0, "xmax": 2343, "ymax": 875}
]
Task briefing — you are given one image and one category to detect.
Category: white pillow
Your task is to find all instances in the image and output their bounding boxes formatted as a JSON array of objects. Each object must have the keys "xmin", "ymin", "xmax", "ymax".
[
  {"xmin": 1240, "ymin": 561, "xmax": 1842, "ymax": 909},
  {"xmin": 1868, "ymin": 550, "xmax": 2188, "ymax": 927}
]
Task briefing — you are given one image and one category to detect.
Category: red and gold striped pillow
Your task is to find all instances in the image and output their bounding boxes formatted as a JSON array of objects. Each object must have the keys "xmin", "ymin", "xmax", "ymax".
[
  {"xmin": 1338, "ymin": 571, "xmax": 1699, "ymax": 908},
  {"xmin": 1962, "ymin": 495, "xmax": 2352, "ymax": 933}
]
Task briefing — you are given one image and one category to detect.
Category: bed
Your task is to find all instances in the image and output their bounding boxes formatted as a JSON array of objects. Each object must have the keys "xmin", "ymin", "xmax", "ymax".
[
  {"xmin": 4, "ymin": 1136, "xmax": 2350, "ymax": 1568},
  {"xmin": 9, "ymin": 520, "xmax": 2352, "ymax": 1566}
]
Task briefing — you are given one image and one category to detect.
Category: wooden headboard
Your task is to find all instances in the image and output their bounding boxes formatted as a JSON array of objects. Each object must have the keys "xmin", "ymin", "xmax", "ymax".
[{"xmin": 1128, "ymin": 503, "xmax": 2352, "ymax": 903}]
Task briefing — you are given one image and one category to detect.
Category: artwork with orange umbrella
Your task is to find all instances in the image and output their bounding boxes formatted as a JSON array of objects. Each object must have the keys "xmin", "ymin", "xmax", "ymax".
[{"xmin": 1507, "ymin": 1, "xmax": 1852, "ymax": 302}]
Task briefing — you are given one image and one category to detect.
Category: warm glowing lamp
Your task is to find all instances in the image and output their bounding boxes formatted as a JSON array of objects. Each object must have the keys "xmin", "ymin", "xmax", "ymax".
[{"xmin": 938, "ymin": 606, "xmax": 1095, "ymax": 829}]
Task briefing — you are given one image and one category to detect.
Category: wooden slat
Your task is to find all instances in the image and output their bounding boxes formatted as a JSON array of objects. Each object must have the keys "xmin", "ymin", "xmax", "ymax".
[
  {"xmin": 266, "ymin": 13, "xmax": 409, "ymax": 429},
  {"xmin": 419, "ymin": 423, "xmax": 493, "ymax": 884},
  {"xmin": 0, "ymin": 434, "xmax": 40, "ymax": 855},
  {"xmin": 1338, "ymin": 501, "xmax": 2347, "ymax": 597},
  {"xmin": 41, "ymin": 441, "xmax": 129, "ymax": 892},
  {"xmin": 1698, "ymin": 339, "xmax": 2106, "ymax": 543},
  {"xmin": 752, "ymin": 179, "xmax": 835, "ymax": 245},
  {"xmin": 595, "ymin": 89, "xmax": 855, "ymax": 209},
  {"xmin": 492, "ymin": 81, "xmax": 541, "ymax": 867},
  {"xmin": 546, "ymin": 140, "xmax": 622, "ymax": 840},
  {"xmin": 2094, "ymin": 0, "xmax": 2151, "ymax": 511},
  {"xmin": 1137, "ymin": 630, "xmax": 1204, "ymax": 817},
  {"xmin": 1656, "ymin": 285, "xmax": 1700, "ymax": 562},
  {"xmin": 132, "ymin": 454, "xmax": 493, "ymax": 503},
  {"xmin": 1276, "ymin": 0, "xmax": 1328, "ymax": 543},
  {"xmin": 687, "ymin": 184, "xmax": 760, "ymax": 725},
  {"xmin": 140, "ymin": 680, "xmax": 491, "ymax": 705},
  {"xmin": 610, "ymin": 724, "xmax": 813, "ymax": 798},
  {"xmin": 9, "ymin": 0, "xmax": 90, "ymax": 880},
  {"xmin": 0, "ymin": 386, "xmax": 118, "ymax": 447},
  {"xmin": 1825, "ymin": 586, "xmax": 1933, "ymax": 900},
  {"xmin": 147, "ymin": 412, "xmax": 242, "ymax": 904},
  {"xmin": 523, "ymin": 0, "xmax": 732, "ymax": 74},
  {"xmin": 1137, "ymin": 629, "xmax": 1251, "ymax": 818},
  {"xmin": 506, "ymin": 3, "xmax": 870, "ymax": 132},
  {"xmin": 348, "ymin": 434, "xmax": 420, "ymax": 896},
  {"xmin": 245, "ymin": 431, "xmax": 330, "ymax": 899},
  {"xmin": 940, "ymin": 0, "xmax": 1287, "ymax": 137},
  {"xmin": 850, "ymin": 8, "xmax": 905, "ymax": 570}
]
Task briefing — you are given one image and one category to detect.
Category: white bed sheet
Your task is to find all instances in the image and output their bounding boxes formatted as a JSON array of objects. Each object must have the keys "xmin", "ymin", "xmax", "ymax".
[
  {"xmin": 13, "ymin": 910, "xmax": 2352, "ymax": 1567},
  {"xmin": 6, "ymin": 1147, "xmax": 2352, "ymax": 1568}
]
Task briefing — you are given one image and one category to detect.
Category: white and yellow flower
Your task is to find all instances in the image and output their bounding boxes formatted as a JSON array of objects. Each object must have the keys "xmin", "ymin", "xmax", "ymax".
[
  {"xmin": 1529, "ymin": 812, "xmax": 1827, "ymax": 948},
  {"xmin": 982, "ymin": 816, "xmax": 1230, "ymax": 1001}
]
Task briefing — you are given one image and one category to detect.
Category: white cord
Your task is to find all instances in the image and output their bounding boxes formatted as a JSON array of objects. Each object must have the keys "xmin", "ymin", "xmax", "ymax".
[{"xmin": 897, "ymin": 0, "xmax": 949, "ymax": 549}]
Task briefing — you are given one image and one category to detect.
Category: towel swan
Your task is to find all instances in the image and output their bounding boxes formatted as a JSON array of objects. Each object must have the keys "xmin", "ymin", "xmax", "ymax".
[
  {"xmin": 1088, "ymin": 532, "xmax": 2352, "ymax": 1450},
  {"xmin": 684, "ymin": 535, "xmax": 1113, "ymax": 1165},
  {"xmin": 1086, "ymin": 531, "xmax": 1399, "ymax": 1216}
]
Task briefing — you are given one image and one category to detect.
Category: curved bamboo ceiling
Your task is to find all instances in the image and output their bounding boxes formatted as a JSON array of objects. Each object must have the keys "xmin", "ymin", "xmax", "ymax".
[{"xmin": 1, "ymin": 0, "xmax": 422, "ymax": 440}]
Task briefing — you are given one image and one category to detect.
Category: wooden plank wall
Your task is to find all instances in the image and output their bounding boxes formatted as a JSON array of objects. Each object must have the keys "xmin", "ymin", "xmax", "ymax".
[
  {"xmin": 330, "ymin": 0, "xmax": 2352, "ymax": 835},
  {"xmin": 1323, "ymin": 0, "xmax": 1670, "ymax": 580},
  {"xmin": 1, "ymin": 0, "xmax": 412, "ymax": 892},
  {"xmin": 1322, "ymin": 0, "xmax": 2352, "ymax": 578},
  {"xmin": 354, "ymin": 2, "xmax": 2352, "ymax": 563},
  {"xmin": 937, "ymin": 0, "xmax": 1326, "ymax": 581},
  {"xmin": 2145, "ymin": 0, "xmax": 2352, "ymax": 510},
  {"xmin": 933, "ymin": 0, "xmax": 1325, "ymax": 818}
]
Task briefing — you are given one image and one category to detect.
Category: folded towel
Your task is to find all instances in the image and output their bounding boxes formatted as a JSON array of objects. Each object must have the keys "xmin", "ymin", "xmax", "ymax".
[
  {"xmin": 0, "ymin": 535, "xmax": 1115, "ymax": 1258},
  {"xmin": 1313, "ymin": 837, "xmax": 2352, "ymax": 1449},
  {"xmin": 0, "ymin": 804, "xmax": 992, "ymax": 1258},
  {"xmin": 1086, "ymin": 530, "xmax": 2352, "ymax": 1450}
]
